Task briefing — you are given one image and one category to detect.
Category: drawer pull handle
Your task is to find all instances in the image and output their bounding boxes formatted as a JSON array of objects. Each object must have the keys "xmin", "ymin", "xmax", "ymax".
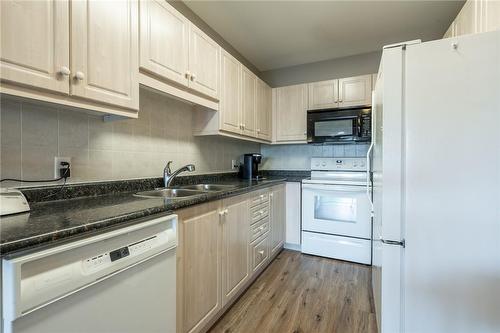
[
  {"xmin": 260, "ymin": 195, "xmax": 264, "ymax": 199},
  {"xmin": 258, "ymin": 250, "xmax": 265, "ymax": 257}
]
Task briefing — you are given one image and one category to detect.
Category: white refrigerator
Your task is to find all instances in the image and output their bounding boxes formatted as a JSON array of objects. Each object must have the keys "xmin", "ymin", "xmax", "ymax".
[{"xmin": 370, "ymin": 30, "xmax": 500, "ymax": 333}]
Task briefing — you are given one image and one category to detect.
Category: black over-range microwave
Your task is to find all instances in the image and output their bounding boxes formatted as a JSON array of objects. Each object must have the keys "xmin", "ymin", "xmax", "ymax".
[{"xmin": 307, "ymin": 106, "xmax": 371, "ymax": 144}]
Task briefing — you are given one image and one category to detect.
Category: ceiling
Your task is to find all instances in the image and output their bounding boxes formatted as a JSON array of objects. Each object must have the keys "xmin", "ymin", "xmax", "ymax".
[{"xmin": 184, "ymin": 1, "xmax": 465, "ymax": 71}]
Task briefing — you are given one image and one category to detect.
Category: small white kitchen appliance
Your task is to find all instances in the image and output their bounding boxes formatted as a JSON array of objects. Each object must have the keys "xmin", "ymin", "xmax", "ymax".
[
  {"xmin": 0, "ymin": 188, "xmax": 30, "ymax": 216},
  {"xmin": 301, "ymin": 157, "xmax": 371, "ymax": 264}
]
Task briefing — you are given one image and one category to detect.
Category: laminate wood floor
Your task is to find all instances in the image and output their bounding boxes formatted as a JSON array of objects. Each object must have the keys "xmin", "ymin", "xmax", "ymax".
[{"xmin": 208, "ymin": 250, "xmax": 377, "ymax": 333}]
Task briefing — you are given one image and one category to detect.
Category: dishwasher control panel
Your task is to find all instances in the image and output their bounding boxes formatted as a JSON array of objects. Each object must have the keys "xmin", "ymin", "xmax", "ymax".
[{"xmin": 82, "ymin": 233, "xmax": 164, "ymax": 274}]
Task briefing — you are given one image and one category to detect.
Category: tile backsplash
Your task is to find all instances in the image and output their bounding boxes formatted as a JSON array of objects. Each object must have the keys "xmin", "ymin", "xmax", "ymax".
[
  {"xmin": 0, "ymin": 90, "xmax": 259, "ymax": 187},
  {"xmin": 260, "ymin": 143, "xmax": 369, "ymax": 170}
]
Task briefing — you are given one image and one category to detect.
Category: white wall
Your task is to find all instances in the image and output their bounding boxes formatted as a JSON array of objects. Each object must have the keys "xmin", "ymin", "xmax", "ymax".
[
  {"xmin": 261, "ymin": 143, "xmax": 369, "ymax": 170},
  {"xmin": 0, "ymin": 90, "xmax": 259, "ymax": 187},
  {"xmin": 261, "ymin": 51, "xmax": 381, "ymax": 87}
]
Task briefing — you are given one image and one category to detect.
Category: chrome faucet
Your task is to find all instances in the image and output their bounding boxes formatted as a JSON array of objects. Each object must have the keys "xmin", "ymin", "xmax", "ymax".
[{"xmin": 164, "ymin": 161, "xmax": 195, "ymax": 187}]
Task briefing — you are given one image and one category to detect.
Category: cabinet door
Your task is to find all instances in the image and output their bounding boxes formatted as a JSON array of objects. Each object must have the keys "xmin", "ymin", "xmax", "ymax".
[
  {"xmin": 482, "ymin": 0, "xmax": 500, "ymax": 32},
  {"xmin": 178, "ymin": 203, "xmax": 222, "ymax": 333},
  {"xmin": 338, "ymin": 74, "xmax": 372, "ymax": 108},
  {"xmin": 71, "ymin": 0, "xmax": 139, "ymax": 110},
  {"xmin": 241, "ymin": 67, "xmax": 257, "ymax": 137},
  {"xmin": 454, "ymin": 0, "xmax": 479, "ymax": 36},
  {"xmin": 221, "ymin": 196, "xmax": 250, "ymax": 305},
  {"xmin": 256, "ymin": 79, "xmax": 272, "ymax": 141},
  {"xmin": 270, "ymin": 185, "xmax": 286, "ymax": 256},
  {"xmin": 274, "ymin": 84, "xmax": 308, "ymax": 142},
  {"xmin": 0, "ymin": 0, "xmax": 69, "ymax": 94},
  {"xmin": 139, "ymin": 0, "xmax": 189, "ymax": 87},
  {"xmin": 219, "ymin": 49, "xmax": 241, "ymax": 134},
  {"xmin": 308, "ymin": 79, "xmax": 338, "ymax": 110},
  {"xmin": 188, "ymin": 24, "xmax": 219, "ymax": 99}
]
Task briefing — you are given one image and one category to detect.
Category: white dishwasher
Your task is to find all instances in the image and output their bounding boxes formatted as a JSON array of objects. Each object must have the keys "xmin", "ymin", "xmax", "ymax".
[{"xmin": 2, "ymin": 214, "xmax": 177, "ymax": 333}]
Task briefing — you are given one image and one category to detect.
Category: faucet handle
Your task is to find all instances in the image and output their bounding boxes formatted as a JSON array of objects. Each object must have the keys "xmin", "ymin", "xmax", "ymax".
[{"xmin": 165, "ymin": 161, "xmax": 173, "ymax": 175}]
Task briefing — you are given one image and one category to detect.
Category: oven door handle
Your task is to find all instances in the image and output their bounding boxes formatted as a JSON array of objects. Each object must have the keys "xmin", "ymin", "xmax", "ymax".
[{"xmin": 302, "ymin": 184, "xmax": 367, "ymax": 192}]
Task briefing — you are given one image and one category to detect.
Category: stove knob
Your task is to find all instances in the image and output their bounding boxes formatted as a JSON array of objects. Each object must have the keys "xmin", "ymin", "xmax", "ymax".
[
  {"xmin": 321, "ymin": 162, "xmax": 327, "ymax": 167},
  {"xmin": 360, "ymin": 162, "xmax": 366, "ymax": 167},
  {"xmin": 353, "ymin": 162, "xmax": 358, "ymax": 167}
]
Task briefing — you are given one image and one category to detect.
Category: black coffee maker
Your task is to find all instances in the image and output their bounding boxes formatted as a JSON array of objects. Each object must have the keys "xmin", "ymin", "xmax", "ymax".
[{"xmin": 241, "ymin": 153, "xmax": 262, "ymax": 179}]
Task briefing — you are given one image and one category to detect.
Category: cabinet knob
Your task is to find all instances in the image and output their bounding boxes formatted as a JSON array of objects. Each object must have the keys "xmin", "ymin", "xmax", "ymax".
[
  {"xmin": 58, "ymin": 66, "xmax": 71, "ymax": 76},
  {"xmin": 74, "ymin": 71, "xmax": 85, "ymax": 81},
  {"xmin": 303, "ymin": 131, "xmax": 307, "ymax": 135},
  {"xmin": 338, "ymin": 99, "xmax": 343, "ymax": 103},
  {"xmin": 256, "ymin": 129, "xmax": 260, "ymax": 133},
  {"xmin": 185, "ymin": 71, "xmax": 191, "ymax": 79},
  {"xmin": 190, "ymin": 73, "xmax": 196, "ymax": 81},
  {"xmin": 258, "ymin": 250, "xmax": 265, "ymax": 256}
]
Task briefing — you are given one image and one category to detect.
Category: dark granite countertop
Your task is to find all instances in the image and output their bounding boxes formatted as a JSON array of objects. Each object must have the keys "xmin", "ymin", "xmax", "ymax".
[{"xmin": 0, "ymin": 177, "xmax": 286, "ymax": 256}]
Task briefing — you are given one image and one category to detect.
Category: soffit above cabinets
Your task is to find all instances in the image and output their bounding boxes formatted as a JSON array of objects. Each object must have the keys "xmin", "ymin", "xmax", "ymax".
[{"xmin": 184, "ymin": 1, "xmax": 465, "ymax": 71}]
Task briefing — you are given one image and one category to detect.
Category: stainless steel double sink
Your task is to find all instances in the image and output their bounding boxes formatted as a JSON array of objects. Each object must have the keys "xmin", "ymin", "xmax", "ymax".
[{"xmin": 134, "ymin": 184, "xmax": 237, "ymax": 199}]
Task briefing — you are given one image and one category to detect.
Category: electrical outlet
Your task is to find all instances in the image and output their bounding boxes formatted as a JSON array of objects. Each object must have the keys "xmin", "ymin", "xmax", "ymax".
[
  {"xmin": 54, "ymin": 156, "xmax": 71, "ymax": 179},
  {"xmin": 231, "ymin": 160, "xmax": 238, "ymax": 170}
]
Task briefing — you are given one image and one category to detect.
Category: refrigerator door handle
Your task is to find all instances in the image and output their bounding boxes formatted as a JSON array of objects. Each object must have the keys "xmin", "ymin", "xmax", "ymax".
[
  {"xmin": 366, "ymin": 141, "xmax": 374, "ymax": 210},
  {"xmin": 380, "ymin": 237, "xmax": 405, "ymax": 248}
]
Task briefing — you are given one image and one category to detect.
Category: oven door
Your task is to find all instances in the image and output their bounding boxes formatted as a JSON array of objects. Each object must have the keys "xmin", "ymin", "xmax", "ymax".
[{"xmin": 302, "ymin": 183, "xmax": 371, "ymax": 239}]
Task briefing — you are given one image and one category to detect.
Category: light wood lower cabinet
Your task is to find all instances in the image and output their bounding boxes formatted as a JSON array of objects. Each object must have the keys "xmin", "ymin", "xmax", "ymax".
[
  {"xmin": 177, "ymin": 202, "xmax": 222, "ymax": 333},
  {"xmin": 270, "ymin": 185, "xmax": 286, "ymax": 256},
  {"xmin": 221, "ymin": 195, "xmax": 250, "ymax": 305},
  {"xmin": 176, "ymin": 187, "xmax": 285, "ymax": 333}
]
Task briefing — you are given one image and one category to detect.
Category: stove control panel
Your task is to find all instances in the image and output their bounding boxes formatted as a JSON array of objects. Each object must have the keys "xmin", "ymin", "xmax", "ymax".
[{"xmin": 310, "ymin": 157, "xmax": 367, "ymax": 171}]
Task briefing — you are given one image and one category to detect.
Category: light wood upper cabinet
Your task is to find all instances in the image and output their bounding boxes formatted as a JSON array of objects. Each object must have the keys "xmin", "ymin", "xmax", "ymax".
[
  {"xmin": 241, "ymin": 67, "xmax": 257, "ymax": 137},
  {"xmin": 274, "ymin": 84, "xmax": 308, "ymax": 142},
  {"xmin": 256, "ymin": 79, "xmax": 272, "ymax": 141},
  {"xmin": 454, "ymin": 0, "xmax": 479, "ymax": 36},
  {"xmin": 482, "ymin": 0, "xmax": 500, "ymax": 31},
  {"xmin": 338, "ymin": 74, "xmax": 372, "ymax": 108},
  {"xmin": 443, "ymin": 0, "xmax": 500, "ymax": 38},
  {"xmin": 188, "ymin": 24, "xmax": 219, "ymax": 99},
  {"xmin": 270, "ymin": 185, "xmax": 286, "ymax": 256},
  {"xmin": 308, "ymin": 79, "xmax": 338, "ymax": 110},
  {"xmin": 177, "ymin": 202, "xmax": 222, "ymax": 333},
  {"xmin": 0, "ymin": 0, "xmax": 70, "ymax": 94},
  {"xmin": 219, "ymin": 49, "xmax": 242, "ymax": 134},
  {"xmin": 139, "ymin": 0, "xmax": 189, "ymax": 87},
  {"xmin": 71, "ymin": 0, "xmax": 139, "ymax": 110},
  {"xmin": 221, "ymin": 196, "xmax": 250, "ymax": 305}
]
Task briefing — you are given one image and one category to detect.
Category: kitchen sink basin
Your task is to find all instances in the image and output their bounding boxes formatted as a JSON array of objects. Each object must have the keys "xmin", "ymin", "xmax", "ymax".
[
  {"xmin": 179, "ymin": 184, "xmax": 237, "ymax": 191},
  {"xmin": 134, "ymin": 188, "xmax": 207, "ymax": 199}
]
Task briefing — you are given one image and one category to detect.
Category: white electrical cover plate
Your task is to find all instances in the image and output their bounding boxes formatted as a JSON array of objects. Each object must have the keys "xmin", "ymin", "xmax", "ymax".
[{"xmin": 0, "ymin": 188, "xmax": 30, "ymax": 216}]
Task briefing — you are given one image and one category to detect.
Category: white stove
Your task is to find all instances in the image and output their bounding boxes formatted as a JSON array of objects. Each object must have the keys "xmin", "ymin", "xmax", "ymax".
[{"xmin": 301, "ymin": 157, "xmax": 372, "ymax": 264}]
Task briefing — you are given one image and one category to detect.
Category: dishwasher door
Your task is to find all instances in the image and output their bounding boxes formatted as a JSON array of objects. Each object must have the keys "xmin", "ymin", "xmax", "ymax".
[{"xmin": 2, "ymin": 214, "xmax": 177, "ymax": 333}]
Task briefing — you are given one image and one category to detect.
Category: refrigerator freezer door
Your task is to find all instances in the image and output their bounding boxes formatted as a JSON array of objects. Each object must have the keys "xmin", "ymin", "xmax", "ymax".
[
  {"xmin": 372, "ymin": 43, "xmax": 406, "ymax": 333},
  {"xmin": 403, "ymin": 30, "xmax": 500, "ymax": 333}
]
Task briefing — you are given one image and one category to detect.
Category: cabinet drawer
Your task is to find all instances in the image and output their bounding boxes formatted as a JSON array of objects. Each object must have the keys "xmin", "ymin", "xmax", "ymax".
[
  {"xmin": 250, "ymin": 217, "xmax": 269, "ymax": 242},
  {"xmin": 251, "ymin": 234, "xmax": 269, "ymax": 272},
  {"xmin": 250, "ymin": 192, "xmax": 269, "ymax": 208},
  {"xmin": 250, "ymin": 202, "xmax": 269, "ymax": 224}
]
